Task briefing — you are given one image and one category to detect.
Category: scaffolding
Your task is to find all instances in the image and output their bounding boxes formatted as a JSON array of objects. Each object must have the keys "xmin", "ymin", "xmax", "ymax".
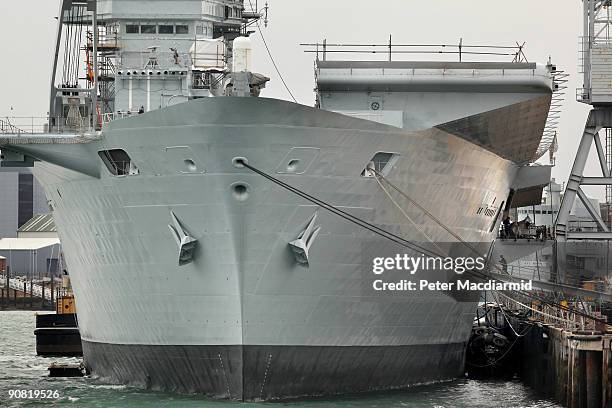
[{"xmin": 86, "ymin": 28, "xmax": 119, "ymax": 117}]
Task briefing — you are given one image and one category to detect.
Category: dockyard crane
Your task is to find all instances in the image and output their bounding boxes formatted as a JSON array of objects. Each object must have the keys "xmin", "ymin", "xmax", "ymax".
[{"xmin": 556, "ymin": 0, "xmax": 612, "ymax": 240}]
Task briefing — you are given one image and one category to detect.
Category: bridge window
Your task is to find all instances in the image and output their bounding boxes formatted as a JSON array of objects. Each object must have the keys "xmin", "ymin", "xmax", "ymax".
[
  {"xmin": 141, "ymin": 24, "xmax": 157, "ymax": 34},
  {"xmin": 98, "ymin": 149, "xmax": 139, "ymax": 176},
  {"xmin": 159, "ymin": 25, "xmax": 174, "ymax": 34},
  {"xmin": 126, "ymin": 24, "xmax": 139, "ymax": 34},
  {"xmin": 176, "ymin": 25, "xmax": 189, "ymax": 34}
]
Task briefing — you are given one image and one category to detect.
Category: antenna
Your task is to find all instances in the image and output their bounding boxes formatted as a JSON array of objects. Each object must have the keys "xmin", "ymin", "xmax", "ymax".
[
  {"xmin": 242, "ymin": 1, "xmax": 269, "ymax": 31},
  {"xmin": 264, "ymin": 2, "xmax": 269, "ymax": 28}
]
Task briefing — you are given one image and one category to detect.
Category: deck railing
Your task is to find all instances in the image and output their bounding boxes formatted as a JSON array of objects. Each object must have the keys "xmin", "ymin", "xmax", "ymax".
[
  {"xmin": 301, "ymin": 38, "xmax": 530, "ymax": 63},
  {"xmin": 0, "ymin": 111, "xmax": 161, "ymax": 135},
  {"xmin": 0, "ymin": 116, "xmax": 94, "ymax": 135},
  {"xmin": 101, "ymin": 111, "xmax": 140, "ymax": 124}
]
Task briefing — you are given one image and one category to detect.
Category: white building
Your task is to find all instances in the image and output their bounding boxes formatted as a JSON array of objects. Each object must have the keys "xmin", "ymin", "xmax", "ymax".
[
  {"xmin": 0, "ymin": 168, "xmax": 48, "ymax": 237},
  {"xmin": 515, "ymin": 179, "xmax": 562, "ymax": 227},
  {"xmin": 0, "ymin": 214, "xmax": 61, "ymax": 278},
  {"xmin": 516, "ymin": 179, "xmax": 602, "ymax": 231}
]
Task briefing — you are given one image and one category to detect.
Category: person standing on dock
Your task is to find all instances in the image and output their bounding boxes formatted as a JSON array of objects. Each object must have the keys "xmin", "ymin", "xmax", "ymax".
[
  {"xmin": 499, "ymin": 255, "xmax": 508, "ymax": 274},
  {"xmin": 502, "ymin": 216, "xmax": 512, "ymax": 239}
]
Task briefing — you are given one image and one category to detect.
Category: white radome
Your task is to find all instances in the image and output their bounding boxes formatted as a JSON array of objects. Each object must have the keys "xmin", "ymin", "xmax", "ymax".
[{"xmin": 232, "ymin": 36, "xmax": 252, "ymax": 73}]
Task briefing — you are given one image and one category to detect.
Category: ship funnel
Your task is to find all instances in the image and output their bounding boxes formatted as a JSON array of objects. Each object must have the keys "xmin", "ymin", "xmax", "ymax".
[{"xmin": 232, "ymin": 37, "xmax": 252, "ymax": 73}]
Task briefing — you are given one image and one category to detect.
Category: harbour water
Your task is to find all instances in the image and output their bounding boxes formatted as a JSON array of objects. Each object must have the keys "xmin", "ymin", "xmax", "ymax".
[{"xmin": 0, "ymin": 311, "xmax": 561, "ymax": 408}]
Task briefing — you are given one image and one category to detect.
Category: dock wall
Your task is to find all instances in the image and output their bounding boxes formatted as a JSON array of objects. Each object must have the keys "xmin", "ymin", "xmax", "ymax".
[{"xmin": 517, "ymin": 323, "xmax": 611, "ymax": 408}]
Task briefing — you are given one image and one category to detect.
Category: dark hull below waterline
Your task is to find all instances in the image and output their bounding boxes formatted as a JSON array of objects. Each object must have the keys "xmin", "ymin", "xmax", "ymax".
[
  {"xmin": 82, "ymin": 341, "xmax": 467, "ymax": 401},
  {"xmin": 35, "ymin": 329, "xmax": 83, "ymax": 357}
]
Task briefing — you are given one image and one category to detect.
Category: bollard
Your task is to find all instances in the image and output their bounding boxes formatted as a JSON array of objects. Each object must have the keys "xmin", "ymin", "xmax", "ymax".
[
  {"xmin": 561, "ymin": 331, "xmax": 569, "ymax": 406},
  {"xmin": 554, "ymin": 329, "xmax": 567, "ymax": 405},
  {"xmin": 579, "ymin": 349, "xmax": 588, "ymax": 408},
  {"xmin": 567, "ymin": 343, "xmax": 573, "ymax": 407},
  {"xmin": 585, "ymin": 350, "xmax": 602, "ymax": 408},
  {"xmin": 569, "ymin": 346, "xmax": 581, "ymax": 408},
  {"xmin": 604, "ymin": 338, "xmax": 612, "ymax": 408}
]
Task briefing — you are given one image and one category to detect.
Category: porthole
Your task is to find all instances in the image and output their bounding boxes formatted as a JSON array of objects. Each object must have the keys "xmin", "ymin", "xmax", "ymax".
[
  {"xmin": 232, "ymin": 157, "xmax": 247, "ymax": 168},
  {"xmin": 231, "ymin": 182, "xmax": 250, "ymax": 201},
  {"xmin": 361, "ymin": 152, "xmax": 399, "ymax": 177},
  {"xmin": 286, "ymin": 159, "xmax": 300, "ymax": 172},
  {"xmin": 98, "ymin": 149, "xmax": 139, "ymax": 176},
  {"xmin": 184, "ymin": 159, "xmax": 197, "ymax": 172}
]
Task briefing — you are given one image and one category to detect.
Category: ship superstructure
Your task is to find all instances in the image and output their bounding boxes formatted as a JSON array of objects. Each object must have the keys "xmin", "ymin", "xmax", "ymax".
[
  {"xmin": 0, "ymin": 0, "xmax": 564, "ymax": 401},
  {"xmin": 48, "ymin": 0, "xmax": 265, "ymax": 133}
]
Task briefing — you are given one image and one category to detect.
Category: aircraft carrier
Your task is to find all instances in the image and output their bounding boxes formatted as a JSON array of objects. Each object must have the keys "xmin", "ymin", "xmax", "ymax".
[{"xmin": 0, "ymin": 0, "xmax": 562, "ymax": 401}]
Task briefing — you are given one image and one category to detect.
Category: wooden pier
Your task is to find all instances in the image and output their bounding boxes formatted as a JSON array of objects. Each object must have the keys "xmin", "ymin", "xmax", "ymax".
[
  {"xmin": 0, "ymin": 271, "xmax": 60, "ymax": 311},
  {"xmin": 515, "ymin": 322, "xmax": 611, "ymax": 408}
]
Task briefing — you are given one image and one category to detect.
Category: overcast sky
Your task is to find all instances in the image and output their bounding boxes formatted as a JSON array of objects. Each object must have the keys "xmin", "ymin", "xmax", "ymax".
[{"xmin": 0, "ymin": 1, "xmax": 605, "ymax": 199}]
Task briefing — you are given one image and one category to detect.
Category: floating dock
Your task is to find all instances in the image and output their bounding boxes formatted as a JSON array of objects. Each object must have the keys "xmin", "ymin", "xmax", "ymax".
[
  {"xmin": 48, "ymin": 362, "xmax": 86, "ymax": 377},
  {"xmin": 35, "ymin": 313, "xmax": 82, "ymax": 357}
]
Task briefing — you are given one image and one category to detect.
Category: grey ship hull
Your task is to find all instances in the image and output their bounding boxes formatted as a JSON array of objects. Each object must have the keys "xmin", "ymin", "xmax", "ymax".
[
  {"xmin": 27, "ymin": 97, "xmax": 526, "ymax": 400},
  {"xmin": 83, "ymin": 343, "xmax": 465, "ymax": 399}
]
